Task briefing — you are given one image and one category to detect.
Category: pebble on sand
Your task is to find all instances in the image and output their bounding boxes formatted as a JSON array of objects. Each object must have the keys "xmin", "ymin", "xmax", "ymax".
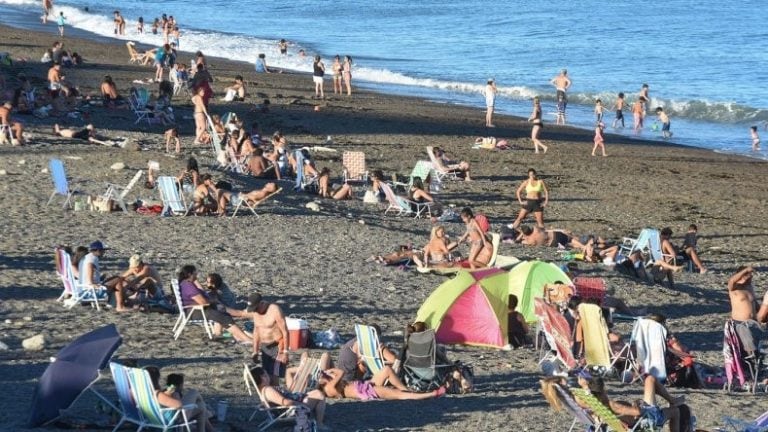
[
  {"xmin": 22, "ymin": 334, "xmax": 47, "ymax": 351},
  {"xmin": 306, "ymin": 202, "xmax": 321, "ymax": 212},
  {"xmin": 110, "ymin": 162, "xmax": 126, "ymax": 170},
  {"xmin": 0, "ymin": 170, "xmax": 6, "ymax": 176}
]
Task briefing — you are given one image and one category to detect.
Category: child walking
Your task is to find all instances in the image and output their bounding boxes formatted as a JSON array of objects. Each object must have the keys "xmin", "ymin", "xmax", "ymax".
[
  {"xmin": 594, "ymin": 99, "xmax": 604, "ymax": 123},
  {"xmin": 611, "ymin": 92, "xmax": 625, "ymax": 128},
  {"xmin": 751, "ymin": 126, "xmax": 761, "ymax": 151},
  {"xmin": 632, "ymin": 97, "xmax": 645, "ymax": 132},
  {"xmin": 56, "ymin": 11, "xmax": 66, "ymax": 37},
  {"xmin": 592, "ymin": 122, "xmax": 606, "ymax": 156},
  {"xmin": 655, "ymin": 107, "xmax": 672, "ymax": 139}
]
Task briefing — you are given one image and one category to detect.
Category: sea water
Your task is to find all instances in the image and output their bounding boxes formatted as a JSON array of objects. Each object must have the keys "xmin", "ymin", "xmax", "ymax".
[{"xmin": 1, "ymin": 0, "xmax": 766, "ymax": 158}]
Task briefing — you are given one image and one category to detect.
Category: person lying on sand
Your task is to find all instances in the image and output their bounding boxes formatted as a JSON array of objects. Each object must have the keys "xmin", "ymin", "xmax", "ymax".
[
  {"xmin": 318, "ymin": 365, "xmax": 445, "ymax": 401},
  {"xmin": 53, "ymin": 123, "xmax": 126, "ymax": 147},
  {"xmin": 318, "ymin": 168, "xmax": 353, "ymax": 200},
  {"xmin": 217, "ymin": 182, "xmax": 279, "ymax": 216},
  {"xmin": 250, "ymin": 365, "xmax": 328, "ymax": 429},
  {"xmin": 368, "ymin": 244, "xmax": 422, "ymax": 266},
  {"xmin": 516, "ymin": 225, "xmax": 577, "ymax": 248}
]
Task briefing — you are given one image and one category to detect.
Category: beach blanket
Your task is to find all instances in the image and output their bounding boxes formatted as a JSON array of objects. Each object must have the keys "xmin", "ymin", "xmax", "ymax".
[
  {"xmin": 632, "ymin": 318, "xmax": 667, "ymax": 381},
  {"xmin": 578, "ymin": 303, "xmax": 611, "ymax": 368},
  {"xmin": 723, "ymin": 320, "xmax": 748, "ymax": 389}
]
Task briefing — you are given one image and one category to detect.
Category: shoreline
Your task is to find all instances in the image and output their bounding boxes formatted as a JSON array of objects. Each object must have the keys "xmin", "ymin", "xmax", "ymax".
[{"xmin": 1, "ymin": 21, "xmax": 768, "ymax": 432}]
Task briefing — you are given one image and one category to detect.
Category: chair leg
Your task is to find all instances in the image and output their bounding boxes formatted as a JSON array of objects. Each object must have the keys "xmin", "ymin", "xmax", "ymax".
[{"xmin": 47, "ymin": 190, "xmax": 57, "ymax": 206}]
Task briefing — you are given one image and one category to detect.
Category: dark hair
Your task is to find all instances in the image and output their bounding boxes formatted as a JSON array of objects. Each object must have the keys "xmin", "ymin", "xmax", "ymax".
[
  {"xmin": 595, "ymin": 99, "xmax": 601, "ymax": 104},
  {"xmin": 520, "ymin": 226, "xmax": 533, "ymax": 236},
  {"xmin": 159, "ymin": 80, "xmax": 173, "ymax": 98},
  {"xmin": 528, "ymin": 168, "xmax": 537, "ymax": 176},
  {"xmin": 460, "ymin": 207, "xmax": 474, "ymax": 218},
  {"xmin": 253, "ymin": 147, "xmax": 264, "ymax": 156},
  {"xmin": 177, "ymin": 264, "xmax": 196, "ymax": 282},
  {"xmin": 72, "ymin": 246, "xmax": 89, "ymax": 267},
  {"xmin": 370, "ymin": 323, "xmax": 383, "ymax": 336},
  {"xmin": 186, "ymin": 157, "xmax": 199, "ymax": 172},
  {"xmin": 200, "ymin": 173, "xmax": 212, "ymax": 182},
  {"xmin": 508, "ymin": 294, "xmax": 519, "ymax": 310},
  {"xmin": 166, "ymin": 373, "xmax": 184, "ymax": 389},
  {"xmin": 406, "ymin": 321, "xmax": 427, "ymax": 337},
  {"xmin": 587, "ymin": 376, "xmax": 605, "ymax": 394},
  {"xmin": 655, "ymin": 107, "xmax": 663, "ymax": 113},
  {"xmin": 660, "ymin": 227, "xmax": 672, "ymax": 237},
  {"xmin": 371, "ymin": 169, "xmax": 383, "ymax": 181},
  {"xmin": 639, "ymin": 96, "xmax": 647, "ymax": 102},
  {"xmin": 688, "ymin": 224, "xmax": 697, "ymax": 231},
  {"xmin": 258, "ymin": 53, "xmax": 265, "ymax": 59},
  {"xmin": 145, "ymin": 366, "xmax": 161, "ymax": 390},
  {"xmin": 751, "ymin": 126, "xmax": 758, "ymax": 132},
  {"xmin": 567, "ymin": 296, "xmax": 582, "ymax": 310},
  {"xmin": 642, "ymin": 83, "xmax": 649, "ymax": 89},
  {"xmin": 235, "ymin": 75, "xmax": 243, "ymax": 81},
  {"xmin": 412, "ymin": 177, "xmax": 424, "ymax": 190},
  {"xmin": 647, "ymin": 313, "xmax": 667, "ymax": 324},
  {"xmin": 207, "ymin": 273, "xmax": 223, "ymax": 290},
  {"xmin": 250, "ymin": 367, "xmax": 266, "ymax": 387},
  {"xmin": 618, "ymin": 92, "xmax": 625, "ymax": 98},
  {"xmin": 138, "ymin": 17, "xmax": 143, "ymax": 23}
]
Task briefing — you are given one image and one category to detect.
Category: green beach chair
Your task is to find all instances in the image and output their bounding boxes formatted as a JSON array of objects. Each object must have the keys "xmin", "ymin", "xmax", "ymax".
[
  {"xmin": 355, "ymin": 324, "xmax": 387, "ymax": 377},
  {"xmin": 127, "ymin": 365, "xmax": 198, "ymax": 432}
]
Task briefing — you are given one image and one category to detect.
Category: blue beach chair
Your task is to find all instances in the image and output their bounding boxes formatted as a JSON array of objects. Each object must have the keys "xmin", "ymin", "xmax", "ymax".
[
  {"xmin": 157, "ymin": 176, "xmax": 190, "ymax": 216},
  {"xmin": 47, "ymin": 159, "xmax": 76, "ymax": 208}
]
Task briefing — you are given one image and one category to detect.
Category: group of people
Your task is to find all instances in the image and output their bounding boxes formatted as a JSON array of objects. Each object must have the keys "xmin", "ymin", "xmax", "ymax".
[{"xmin": 312, "ymin": 55, "xmax": 353, "ymax": 99}]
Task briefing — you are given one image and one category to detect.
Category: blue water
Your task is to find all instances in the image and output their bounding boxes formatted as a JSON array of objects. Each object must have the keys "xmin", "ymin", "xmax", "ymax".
[{"xmin": 2, "ymin": 0, "xmax": 767, "ymax": 157}]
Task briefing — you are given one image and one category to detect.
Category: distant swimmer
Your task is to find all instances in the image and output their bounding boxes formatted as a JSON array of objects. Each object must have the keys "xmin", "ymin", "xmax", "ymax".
[
  {"xmin": 278, "ymin": 39, "xmax": 288, "ymax": 55},
  {"xmin": 484, "ymin": 78, "xmax": 497, "ymax": 127},
  {"xmin": 751, "ymin": 126, "xmax": 761, "ymax": 151},
  {"xmin": 611, "ymin": 92, "xmax": 625, "ymax": 128},
  {"xmin": 655, "ymin": 107, "xmax": 673, "ymax": 139},
  {"xmin": 550, "ymin": 69, "xmax": 571, "ymax": 116},
  {"xmin": 41, "ymin": 0, "xmax": 53, "ymax": 24}
]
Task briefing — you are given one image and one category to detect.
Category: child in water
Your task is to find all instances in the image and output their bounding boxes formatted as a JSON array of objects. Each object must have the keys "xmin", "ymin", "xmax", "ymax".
[
  {"xmin": 56, "ymin": 12, "xmax": 66, "ymax": 37},
  {"xmin": 632, "ymin": 97, "xmax": 646, "ymax": 133},
  {"xmin": 655, "ymin": 107, "xmax": 672, "ymax": 139},
  {"xmin": 611, "ymin": 92, "xmax": 625, "ymax": 128},
  {"xmin": 751, "ymin": 126, "xmax": 761, "ymax": 151},
  {"xmin": 592, "ymin": 122, "xmax": 606, "ymax": 156},
  {"xmin": 594, "ymin": 99, "xmax": 604, "ymax": 123},
  {"xmin": 137, "ymin": 17, "xmax": 144, "ymax": 34}
]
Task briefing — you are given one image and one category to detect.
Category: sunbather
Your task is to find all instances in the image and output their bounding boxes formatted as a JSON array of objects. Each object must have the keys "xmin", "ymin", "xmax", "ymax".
[
  {"xmin": 432, "ymin": 146, "xmax": 472, "ymax": 181},
  {"xmin": 248, "ymin": 148, "xmax": 279, "ymax": 179},
  {"xmin": 516, "ymin": 226, "xmax": 575, "ymax": 248},
  {"xmin": 250, "ymin": 366, "xmax": 327, "ymax": 429},
  {"xmin": 318, "ymin": 365, "xmax": 445, "ymax": 401},
  {"xmin": 177, "ymin": 265, "xmax": 251, "ymax": 343},
  {"xmin": 145, "ymin": 366, "xmax": 214, "ymax": 432},
  {"xmin": 336, "ymin": 324, "xmax": 398, "ymax": 381},
  {"xmin": 192, "ymin": 174, "xmax": 218, "ymax": 215},
  {"xmin": 368, "ymin": 245, "xmax": 420, "ymax": 266},
  {"xmin": 217, "ymin": 182, "xmax": 279, "ymax": 216},
  {"xmin": 412, "ymin": 226, "xmax": 454, "ymax": 268},
  {"xmin": 318, "ymin": 168, "xmax": 353, "ymax": 200},
  {"xmin": 177, "ymin": 156, "xmax": 200, "ymax": 195},
  {"xmin": 577, "ymin": 370, "xmax": 682, "ymax": 432},
  {"xmin": 223, "ymin": 75, "xmax": 246, "ymax": 101},
  {"xmin": 53, "ymin": 124, "xmax": 118, "ymax": 146}
]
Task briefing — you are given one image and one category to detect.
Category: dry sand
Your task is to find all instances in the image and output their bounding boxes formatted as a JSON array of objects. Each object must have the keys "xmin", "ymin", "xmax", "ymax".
[{"xmin": 1, "ymin": 24, "xmax": 768, "ymax": 431}]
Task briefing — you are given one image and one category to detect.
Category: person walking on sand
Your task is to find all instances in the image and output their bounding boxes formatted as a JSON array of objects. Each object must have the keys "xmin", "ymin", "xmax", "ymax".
[
  {"xmin": 612, "ymin": 92, "xmax": 626, "ymax": 128},
  {"xmin": 191, "ymin": 86, "xmax": 208, "ymax": 145},
  {"xmin": 528, "ymin": 97, "xmax": 548, "ymax": 154},
  {"xmin": 656, "ymin": 107, "xmax": 673, "ymax": 139},
  {"xmin": 728, "ymin": 266, "xmax": 761, "ymax": 358},
  {"xmin": 484, "ymin": 78, "xmax": 497, "ymax": 127},
  {"xmin": 751, "ymin": 126, "xmax": 761, "ymax": 151},
  {"xmin": 42, "ymin": 0, "xmax": 53, "ymax": 24},
  {"xmin": 56, "ymin": 11, "xmax": 66, "ymax": 37},
  {"xmin": 550, "ymin": 69, "xmax": 571, "ymax": 116},
  {"xmin": 313, "ymin": 55, "xmax": 325, "ymax": 99},
  {"xmin": 592, "ymin": 122, "xmax": 606, "ymax": 156}
]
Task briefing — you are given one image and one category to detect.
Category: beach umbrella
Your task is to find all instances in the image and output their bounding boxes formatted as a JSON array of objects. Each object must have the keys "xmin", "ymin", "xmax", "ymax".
[{"xmin": 28, "ymin": 324, "xmax": 122, "ymax": 427}]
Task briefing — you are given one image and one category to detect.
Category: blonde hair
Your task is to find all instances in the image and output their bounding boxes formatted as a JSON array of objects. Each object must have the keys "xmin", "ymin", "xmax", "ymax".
[
  {"xmin": 540, "ymin": 378, "xmax": 564, "ymax": 412},
  {"xmin": 430, "ymin": 226, "xmax": 444, "ymax": 239}
]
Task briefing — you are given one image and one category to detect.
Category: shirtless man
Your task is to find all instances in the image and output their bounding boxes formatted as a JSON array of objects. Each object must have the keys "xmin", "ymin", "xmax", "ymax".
[
  {"xmin": 550, "ymin": 69, "xmax": 571, "ymax": 113},
  {"xmin": 728, "ymin": 266, "xmax": 760, "ymax": 356},
  {"xmin": 247, "ymin": 148, "xmax": 279, "ymax": 179},
  {"xmin": 517, "ymin": 226, "xmax": 574, "ymax": 248},
  {"xmin": 247, "ymin": 292, "xmax": 289, "ymax": 385},
  {"xmin": 0, "ymin": 102, "xmax": 25, "ymax": 146},
  {"xmin": 112, "ymin": 255, "xmax": 163, "ymax": 311},
  {"xmin": 48, "ymin": 63, "xmax": 65, "ymax": 96}
]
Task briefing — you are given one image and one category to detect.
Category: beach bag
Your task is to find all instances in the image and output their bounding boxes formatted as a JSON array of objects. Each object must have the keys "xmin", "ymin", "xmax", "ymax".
[
  {"xmin": 444, "ymin": 362, "xmax": 474, "ymax": 394},
  {"xmin": 475, "ymin": 214, "xmax": 490, "ymax": 233},
  {"xmin": 312, "ymin": 328, "xmax": 342, "ymax": 349},
  {"xmin": 363, "ymin": 190, "xmax": 379, "ymax": 204}
]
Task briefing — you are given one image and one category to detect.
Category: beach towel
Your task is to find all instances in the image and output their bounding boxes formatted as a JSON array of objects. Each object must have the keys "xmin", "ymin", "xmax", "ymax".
[
  {"xmin": 723, "ymin": 320, "xmax": 748, "ymax": 389},
  {"xmin": 632, "ymin": 318, "xmax": 668, "ymax": 381},
  {"xmin": 535, "ymin": 299, "xmax": 577, "ymax": 369},
  {"xmin": 578, "ymin": 303, "xmax": 611, "ymax": 368}
]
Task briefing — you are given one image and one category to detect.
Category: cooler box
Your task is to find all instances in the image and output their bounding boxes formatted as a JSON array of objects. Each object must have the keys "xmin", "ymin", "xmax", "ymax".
[{"xmin": 286, "ymin": 317, "xmax": 310, "ymax": 350}]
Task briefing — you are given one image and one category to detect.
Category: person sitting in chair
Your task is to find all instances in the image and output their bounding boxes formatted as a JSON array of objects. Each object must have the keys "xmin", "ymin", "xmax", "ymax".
[
  {"xmin": 248, "ymin": 147, "xmax": 280, "ymax": 179},
  {"xmin": 318, "ymin": 168, "xmax": 353, "ymax": 200},
  {"xmin": 432, "ymin": 146, "xmax": 472, "ymax": 181},
  {"xmin": 144, "ymin": 366, "xmax": 214, "ymax": 432},
  {"xmin": 249, "ymin": 365, "xmax": 327, "ymax": 429},
  {"xmin": 216, "ymin": 182, "xmax": 279, "ymax": 216},
  {"xmin": 192, "ymin": 174, "xmax": 219, "ymax": 215}
]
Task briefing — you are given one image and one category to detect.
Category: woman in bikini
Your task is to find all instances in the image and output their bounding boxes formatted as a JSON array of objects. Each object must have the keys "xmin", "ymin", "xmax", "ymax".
[
  {"xmin": 191, "ymin": 86, "xmax": 208, "ymax": 145},
  {"xmin": 249, "ymin": 366, "xmax": 327, "ymax": 428},
  {"xmin": 510, "ymin": 168, "xmax": 548, "ymax": 230},
  {"xmin": 331, "ymin": 55, "xmax": 343, "ymax": 94},
  {"xmin": 455, "ymin": 207, "xmax": 491, "ymax": 269},
  {"xmin": 413, "ymin": 226, "xmax": 453, "ymax": 269},
  {"xmin": 528, "ymin": 97, "xmax": 548, "ymax": 154},
  {"xmin": 342, "ymin": 56, "xmax": 353, "ymax": 96},
  {"xmin": 318, "ymin": 168, "xmax": 354, "ymax": 200},
  {"xmin": 318, "ymin": 366, "xmax": 444, "ymax": 401}
]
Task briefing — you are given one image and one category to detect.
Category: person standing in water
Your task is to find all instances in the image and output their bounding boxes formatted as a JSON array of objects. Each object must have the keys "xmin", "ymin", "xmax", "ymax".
[
  {"xmin": 528, "ymin": 97, "xmax": 548, "ymax": 154},
  {"xmin": 332, "ymin": 55, "xmax": 342, "ymax": 95},
  {"xmin": 656, "ymin": 107, "xmax": 672, "ymax": 139},
  {"xmin": 594, "ymin": 99, "xmax": 604, "ymax": 123},
  {"xmin": 632, "ymin": 97, "xmax": 646, "ymax": 133},
  {"xmin": 42, "ymin": 0, "xmax": 53, "ymax": 24},
  {"xmin": 484, "ymin": 78, "xmax": 497, "ymax": 127},
  {"xmin": 56, "ymin": 11, "xmax": 66, "ymax": 37},
  {"xmin": 342, "ymin": 55, "xmax": 353, "ymax": 96},
  {"xmin": 612, "ymin": 92, "xmax": 625, "ymax": 128},
  {"xmin": 550, "ymin": 69, "xmax": 571, "ymax": 118},
  {"xmin": 750, "ymin": 126, "xmax": 761, "ymax": 151}
]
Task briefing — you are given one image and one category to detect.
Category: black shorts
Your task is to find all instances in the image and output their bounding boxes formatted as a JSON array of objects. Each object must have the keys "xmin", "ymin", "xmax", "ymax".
[
  {"xmin": 524, "ymin": 199, "xmax": 543, "ymax": 213},
  {"xmin": 73, "ymin": 128, "xmax": 90, "ymax": 141},
  {"xmin": 615, "ymin": 110, "xmax": 624, "ymax": 120},
  {"xmin": 261, "ymin": 342, "xmax": 286, "ymax": 378},
  {"xmin": 549, "ymin": 231, "xmax": 570, "ymax": 248},
  {"xmin": 189, "ymin": 307, "xmax": 235, "ymax": 327}
]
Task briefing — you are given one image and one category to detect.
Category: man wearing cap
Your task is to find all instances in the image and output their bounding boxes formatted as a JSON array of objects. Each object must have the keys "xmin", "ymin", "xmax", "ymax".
[
  {"xmin": 79, "ymin": 240, "xmax": 122, "ymax": 308},
  {"xmin": 246, "ymin": 293, "xmax": 289, "ymax": 385}
]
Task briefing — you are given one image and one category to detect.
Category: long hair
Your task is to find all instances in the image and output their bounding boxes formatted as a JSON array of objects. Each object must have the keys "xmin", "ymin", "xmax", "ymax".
[{"xmin": 177, "ymin": 264, "xmax": 196, "ymax": 282}]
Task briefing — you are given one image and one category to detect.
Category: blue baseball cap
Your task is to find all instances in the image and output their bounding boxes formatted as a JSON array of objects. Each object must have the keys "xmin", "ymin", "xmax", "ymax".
[{"xmin": 89, "ymin": 240, "xmax": 107, "ymax": 251}]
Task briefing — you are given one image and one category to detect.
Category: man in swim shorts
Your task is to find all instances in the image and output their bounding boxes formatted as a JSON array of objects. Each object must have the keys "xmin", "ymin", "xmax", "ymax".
[{"xmin": 550, "ymin": 69, "xmax": 571, "ymax": 112}]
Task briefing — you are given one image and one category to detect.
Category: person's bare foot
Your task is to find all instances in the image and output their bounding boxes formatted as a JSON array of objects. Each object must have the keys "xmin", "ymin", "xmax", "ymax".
[{"xmin": 700, "ymin": 268, "xmax": 708, "ymax": 274}]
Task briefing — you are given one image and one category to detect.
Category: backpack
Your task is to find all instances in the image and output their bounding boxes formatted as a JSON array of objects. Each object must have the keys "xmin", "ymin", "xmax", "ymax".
[{"xmin": 475, "ymin": 214, "xmax": 490, "ymax": 233}]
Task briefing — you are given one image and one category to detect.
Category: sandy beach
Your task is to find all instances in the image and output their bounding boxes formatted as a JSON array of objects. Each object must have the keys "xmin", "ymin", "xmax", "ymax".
[{"xmin": 1, "ymin": 23, "xmax": 768, "ymax": 431}]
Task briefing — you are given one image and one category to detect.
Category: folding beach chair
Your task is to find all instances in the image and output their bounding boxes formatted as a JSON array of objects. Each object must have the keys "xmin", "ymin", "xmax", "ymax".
[
  {"xmin": 101, "ymin": 170, "xmax": 143, "ymax": 213},
  {"xmin": 126, "ymin": 41, "xmax": 145, "ymax": 63},
  {"xmin": 426, "ymin": 146, "xmax": 461, "ymax": 181},
  {"xmin": 546, "ymin": 383, "xmax": 601, "ymax": 432},
  {"xmin": 230, "ymin": 187, "xmax": 282, "ymax": 218},
  {"xmin": 129, "ymin": 88, "xmax": 152, "ymax": 125},
  {"xmin": 611, "ymin": 318, "xmax": 666, "ymax": 383},
  {"xmin": 171, "ymin": 279, "xmax": 213, "ymax": 340},
  {"xmin": 355, "ymin": 324, "xmax": 389, "ymax": 377},
  {"xmin": 619, "ymin": 228, "xmax": 675, "ymax": 266},
  {"xmin": 157, "ymin": 176, "xmax": 190, "ymax": 216},
  {"xmin": 128, "ymin": 365, "xmax": 198, "ymax": 432},
  {"xmin": 60, "ymin": 252, "xmax": 108, "ymax": 310},
  {"xmin": 720, "ymin": 409, "xmax": 768, "ymax": 432},
  {"xmin": 572, "ymin": 277, "xmax": 607, "ymax": 305},
  {"xmin": 109, "ymin": 362, "xmax": 144, "ymax": 432},
  {"xmin": 723, "ymin": 319, "xmax": 764, "ymax": 393},
  {"xmin": 380, "ymin": 182, "xmax": 432, "ymax": 218},
  {"xmin": 47, "ymin": 159, "xmax": 77, "ymax": 208},
  {"xmin": 170, "ymin": 65, "xmax": 191, "ymax": 97},
  {"xmin": 293, "ymin": 149, "xmax": 318, "ymax": 192},
  {"xmin": 54, "ymin": 247, "xmax": 74, "ymax": 301},
  {"xmin": 401, "ymin": 329, "xmax": 452, "ymax": 392},
  {"xmin": 286, "ymin": 357, "xmax": 322, "ymax": 395},
  {"xmin": 535, "ymin": 299, "xmax": 577, "ymax": 375},
  {"xmin": 243, "ymin": 364, "xmax": 297, "ymax": 429},
  {"xmin": 342, "ymin": 151, "xmax": 368, "ymax": 184},
  {"xmin": 572, "ymin": 388, "xmax": 658, "ymax": 432},
  {"xmin": 223, "ymin": 146, "xmax": 248, "ymax": 174},
  {"xmin": 577, "ymin": 303, "xmax": 612, "ymax": 371}
]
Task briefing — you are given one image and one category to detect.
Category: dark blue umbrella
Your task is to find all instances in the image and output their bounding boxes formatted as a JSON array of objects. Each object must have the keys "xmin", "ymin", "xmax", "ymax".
[{"xmin": 28, "ymin": 324, "xmax": 122, "ymax": 427}]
